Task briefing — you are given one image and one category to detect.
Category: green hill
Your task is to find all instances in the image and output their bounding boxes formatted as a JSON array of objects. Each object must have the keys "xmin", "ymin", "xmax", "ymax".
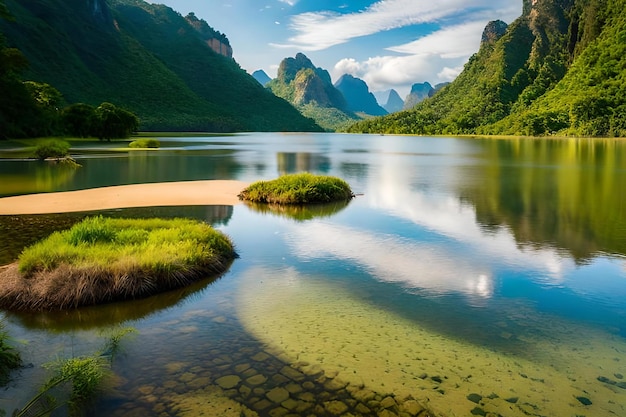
[
  {"xmin": 347, "ymin": 0, "xmax": 626, "ymax": 137},
  {"xmin": 0, "ymin": 0, "xmax": 320, "ymax": 133}
]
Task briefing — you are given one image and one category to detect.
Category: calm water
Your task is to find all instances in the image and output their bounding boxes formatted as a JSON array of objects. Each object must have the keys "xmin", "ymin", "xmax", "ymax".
[{"xmin": 1, "ymin": 133, "xmax": 626, "ymax": 417}]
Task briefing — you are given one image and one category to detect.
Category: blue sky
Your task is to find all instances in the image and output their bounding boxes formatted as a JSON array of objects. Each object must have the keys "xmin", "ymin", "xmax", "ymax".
[{"xmin": 156, "ymin": 0, "xmax": 522, "ymax": 98}]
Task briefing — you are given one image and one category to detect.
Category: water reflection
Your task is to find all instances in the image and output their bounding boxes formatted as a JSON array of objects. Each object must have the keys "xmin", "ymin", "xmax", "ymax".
[
  {"xmin": 0, "ymin": 160, "xmax": 79, "ymax": 197},
  {"xmin": 243, "ymin": 200, "xmax": 350, "ymax": 221},
  {"xmin": 459, "ymin": 138, "xmax": 626, "ymax": 260},
  {"xmin": 285, "ymin": 222, "xmax": 494, "ymax": 303},
  {"xmin": 5, "ymin": 266, "xmax": 232, "ymax": 331},
  {"xmin": 277, "ymin": 152, "xmax": 331, "ymax": 174}
]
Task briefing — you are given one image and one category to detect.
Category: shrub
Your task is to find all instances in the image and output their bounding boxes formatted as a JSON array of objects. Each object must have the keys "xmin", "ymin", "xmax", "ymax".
[
  {"xmin": 128, "ymin": 138, "xmax": 160, "ymax": 148},
  {"xmin": 238, "ymin": 172, "xmax": 354, "ymax": 204},
  {"xmin": 32, "ymin": 139, "xmax": 70, "ymax": 160}
]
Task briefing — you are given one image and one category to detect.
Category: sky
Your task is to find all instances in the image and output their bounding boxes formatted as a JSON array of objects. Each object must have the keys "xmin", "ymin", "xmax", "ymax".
[{"xmin": 155, "ymin": 0, "xmax": 522, "ymax": 98}]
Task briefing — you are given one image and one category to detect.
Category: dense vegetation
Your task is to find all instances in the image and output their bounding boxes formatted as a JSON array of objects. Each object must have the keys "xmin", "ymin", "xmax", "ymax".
[
  {"xmin": 238, "ymin": 173, "xmax": 354, "ymax": 204},
  {"xmin": 0, "ymin": 216, "xmax": 236, "ymax": 310},
  {"xmin": 347, "ymin": 0, "xmax": 626, "ymax": 137},
  {"xmin": 0, "ymin": 0, "xmax": 320, "ymax": 133}
]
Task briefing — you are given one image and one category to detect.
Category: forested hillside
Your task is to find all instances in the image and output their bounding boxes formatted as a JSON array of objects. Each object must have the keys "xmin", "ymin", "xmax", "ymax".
[
  {"xmin": 347, "ymin": 0, "xmax": 626, "ymax": 137},
  {"xmin": 0, "ymin": 0, "xmax": 320, "ymax": 133}
]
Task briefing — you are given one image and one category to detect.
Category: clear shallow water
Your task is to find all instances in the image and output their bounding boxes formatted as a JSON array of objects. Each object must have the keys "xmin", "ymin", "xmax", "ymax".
[{"xmin": 1, "ymin": 133, "xmax": 626, "ymax": 416}]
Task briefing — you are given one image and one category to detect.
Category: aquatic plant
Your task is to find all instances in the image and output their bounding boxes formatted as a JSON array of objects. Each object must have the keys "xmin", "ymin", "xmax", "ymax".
[
  {"xmin": 0, "ymin": 320, "xmax": 21, "ymax": 387},
  {"xmin": 238, "ymin": 172, "xmax": 354, "ymax": 204},
  {"xmin": 128, "ymin": 138, "xmax": 160, "ymax": 148},
  {"xmin": 14, "ymin": 327, "xmax": 136, "ymax": 417},
  {"xmin": 0, "ymin": 217, "xmax": 236, "ymax": 310}
]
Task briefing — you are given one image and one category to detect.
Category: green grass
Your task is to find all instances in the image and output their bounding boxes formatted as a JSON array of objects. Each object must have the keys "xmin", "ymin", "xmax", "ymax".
[
  {"xmin": 128, "ymin": 138, "xmax": 160, "ymax": 149},
  {"xmin": 0, "ymin": 216, "xmax": 235, "ymax": 310},
  {"xmin": 238, "ymin": 173, "xmax": 354, "ymax": 204},
  {"xmin": 32, "ymin": 139, "xmax": 70, "ymax": 160}
]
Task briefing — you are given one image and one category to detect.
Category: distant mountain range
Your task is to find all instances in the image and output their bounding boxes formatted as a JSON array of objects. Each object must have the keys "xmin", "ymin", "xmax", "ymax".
[
  {"xmin": 348, "ymin": 0, "xmax": 626, "ymax": 137},
  {"xmin": 252, "ymin": 70, "xmax": 271, "ymax": 86},
  {"xmin": 0, "ymin": 0, "xmax": 320, "ymax": 132},
  {"xmin": 334, "ymin": 74, "xmax": 387, "ymax": 117},
  {"xmin": 373, "ymin": 89, "xmax": 404, "ymax": 113}
]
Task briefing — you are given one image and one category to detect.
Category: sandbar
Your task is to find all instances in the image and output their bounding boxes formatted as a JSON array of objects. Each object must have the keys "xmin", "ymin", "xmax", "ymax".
[{"xmin": 0, "ymin": 180, "xmax": 248, "ymax": 215}]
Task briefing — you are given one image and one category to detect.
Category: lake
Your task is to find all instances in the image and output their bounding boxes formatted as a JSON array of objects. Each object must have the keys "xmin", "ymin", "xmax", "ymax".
[{"xmin": 1, "ymin": 133, "xmax": 626, "ymax": 417}]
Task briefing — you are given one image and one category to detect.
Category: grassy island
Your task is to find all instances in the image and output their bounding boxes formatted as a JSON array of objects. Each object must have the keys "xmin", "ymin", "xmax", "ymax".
[
  {"xmin": 0, "ymin": 216, "xmax": 236, "ymax": 311},
  {"xmin": 238, "ymin": 173, "xmax": 354, "ymax": 204}
]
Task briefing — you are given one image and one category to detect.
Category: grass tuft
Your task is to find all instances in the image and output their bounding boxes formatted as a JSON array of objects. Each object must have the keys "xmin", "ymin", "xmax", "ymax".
[
  {"xmin": 128, "ymin": 138, "xmax": 160, "ymax": 148},
  {"xmin": 0, "ymin": 217, "xmax": 236, "ymax": 311},
  {"xmin": 238, "ymin": 172, "xmax": 354, "ymax": 204}
]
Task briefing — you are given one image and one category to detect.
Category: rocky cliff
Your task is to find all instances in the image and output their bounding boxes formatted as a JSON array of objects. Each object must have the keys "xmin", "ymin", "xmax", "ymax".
[
  {"xmin": 403, "ymin": 82, "xmax": 434, "ymax": 110},
  {"xmin": 185, "ymin": 12, "xmax": 232, "ymax": 58}
]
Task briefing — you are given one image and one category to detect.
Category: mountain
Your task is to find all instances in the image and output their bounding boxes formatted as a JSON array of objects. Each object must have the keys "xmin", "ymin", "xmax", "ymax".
[
  {"xmin": 383, "ymin": 89, "xmax": 404, "ymax": 113},
  {"xmin": 267, "ymin": 53, "xmax": 357, "ymax": 131},
  {"xmin": 334, "ymin": 74, "xmax": 387, "ymax": 116},
  {"xmin": 373, "ymin": 89, "xmax": 404, "ymax": 113},
  {"xmin": 347, "ymin": 0, "xmax": 626, "ymax": 138},
  {"xmin": 252, "ymin": 69, "xmax": 271, "ymax": 86},
  {"xmin": 403, "ymin": 82, "xmax": 434, "ymax": 110},
  {"xmin": 0, "ymin": 0, "xmax": 320, "ymax": 133}
]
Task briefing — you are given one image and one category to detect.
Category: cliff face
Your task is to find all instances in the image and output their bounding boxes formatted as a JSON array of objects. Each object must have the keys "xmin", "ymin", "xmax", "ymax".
[
  {"xmin": 273, "ymin": 53, "xmax": 347, "ymax": 110},
  {"xmin": 185, "ymin": 12, "xmax": 232, "ymax": 58}
]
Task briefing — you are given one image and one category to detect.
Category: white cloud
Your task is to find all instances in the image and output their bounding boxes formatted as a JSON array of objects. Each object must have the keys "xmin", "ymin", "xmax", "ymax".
[
  {"xmin": 275, "ymin": 0, "xmax": 520, "ymax": 51},
  {"xmin": 331, "ymin": 20, "xmax": 498, "ymax": 92},
  {"xmin": 333, "ymin": 53, "xmax": 461, "ymax": 95},
  {"xmin": 388, "ymin": 20, "xmax": 486, "ymax": 58},
  {"xmin": 278, "ymin": 0, "xmax": 298, "ymax": 6}
]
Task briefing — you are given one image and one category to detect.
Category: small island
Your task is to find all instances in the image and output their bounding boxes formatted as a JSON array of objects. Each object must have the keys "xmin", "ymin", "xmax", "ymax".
[
  {"xmin": 237, "ymin": 172, "xmax": 354, "ymax": 204},
  {"xmin": 0, "ymin": 216, "xmax": 236, "ymax": 311}
]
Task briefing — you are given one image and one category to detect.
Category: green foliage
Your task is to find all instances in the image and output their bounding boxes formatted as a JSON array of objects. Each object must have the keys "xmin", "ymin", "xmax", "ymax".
[
  {"xmin": 238, "ymin": 173, "xmax": 354, "ymax": 204},
  {"xmin": 61, "ymin": 103, "xmax": 96, "ymax": 138},
  {"xmin": 0, "ymin": 320, "xmax": 21, "ymax": 387},
  {"xmin": 0, "ymin": 0, "xmax": 320, "ymax": 133},
  {"xmin": 32, "ymin": 138, "xmax": 70, "ymax": 160},
  {"xmin": 128, "ymin": 138, "xmax": 160, "ymax": 148},
  {"xmin": 347, "ymin": 0, "xmax": 626, "ymax": 138}
]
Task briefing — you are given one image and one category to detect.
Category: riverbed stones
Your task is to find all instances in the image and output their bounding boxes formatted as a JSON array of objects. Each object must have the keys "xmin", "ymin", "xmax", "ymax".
[
  {"xmin": 102, "ymin": 309, "xmax": 435, "ymax": 417},
  {"xmin": 324, "ymin": 400, "xmax": 349, "ymax": 415},
  {"xmin": 267, "ymin": 387, "xmax": 290, "ymax": 403},
  {"xmin": 216, "ymin": 375, "xmax": 241, "ymax": 389},
  {"xmin": 247, "ymin": 374, "xmax": 267, "ymax": 386}
]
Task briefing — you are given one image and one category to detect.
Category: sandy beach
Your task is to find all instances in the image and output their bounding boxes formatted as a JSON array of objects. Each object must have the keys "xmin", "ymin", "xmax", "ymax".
[{"xmin": 0, "ymin": 180, "xmax": 248, "ymax": 215}]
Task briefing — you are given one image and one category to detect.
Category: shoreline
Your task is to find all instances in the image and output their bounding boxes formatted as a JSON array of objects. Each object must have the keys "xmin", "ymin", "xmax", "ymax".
[{"xmin": 0, "ymin": 180, "xmax": 248, "ymax": 215}]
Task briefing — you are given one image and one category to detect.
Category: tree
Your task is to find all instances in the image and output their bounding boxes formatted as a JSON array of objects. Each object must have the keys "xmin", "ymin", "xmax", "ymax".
[
  {"xmin": 61, "ymin": 103, "xmax": 96, "ymax": 138},
  {"xmin": 93, "ymin": 102, "xmax": 139, "ymax": 140}
]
